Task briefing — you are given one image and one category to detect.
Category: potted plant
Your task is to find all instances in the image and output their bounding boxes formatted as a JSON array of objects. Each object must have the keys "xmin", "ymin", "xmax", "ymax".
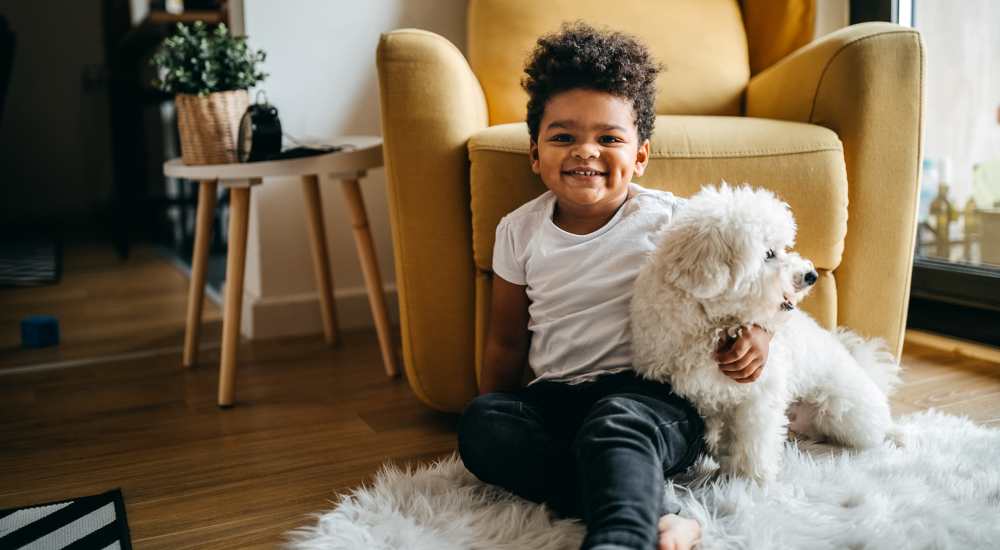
[{"xmin": 150, "ymin": 21, "xmax": 267, "ymax": 165}]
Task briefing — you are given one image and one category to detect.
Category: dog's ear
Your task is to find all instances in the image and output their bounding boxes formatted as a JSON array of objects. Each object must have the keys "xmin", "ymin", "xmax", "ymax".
[
  {"xmin": 726, "ymin": 230, "xmax": 766, "ymax": 292},
  {"xmin": 660, "ymin": 222, "xmax": 732, "ymax": 300}
]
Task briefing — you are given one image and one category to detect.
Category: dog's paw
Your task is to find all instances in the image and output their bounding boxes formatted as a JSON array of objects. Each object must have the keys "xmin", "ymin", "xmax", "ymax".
[
  {"xmin": 750, "ymin": 464, "xmax": 780, "ymax": 485},
  {"xmin": 719, "ymin": 456, "xmax": 779, "ymax": 485}
]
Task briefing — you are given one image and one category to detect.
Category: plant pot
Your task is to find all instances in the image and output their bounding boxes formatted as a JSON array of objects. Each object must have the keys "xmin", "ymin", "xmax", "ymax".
[{"xmin": 175, "ymin": 90, "xmax": 250, "ymax": 165}]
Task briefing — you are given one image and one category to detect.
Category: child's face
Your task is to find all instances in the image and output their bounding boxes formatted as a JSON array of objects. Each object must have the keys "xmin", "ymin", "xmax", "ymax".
[{"xmin": 530, "ymin": 89, "xmax": 650, "ymax": 213}]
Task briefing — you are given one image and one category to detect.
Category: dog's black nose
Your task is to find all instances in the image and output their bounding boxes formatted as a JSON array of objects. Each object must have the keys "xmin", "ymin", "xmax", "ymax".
[{"xmin": 804, "ymin": 271, "xmax": 818, "ymax": 286}]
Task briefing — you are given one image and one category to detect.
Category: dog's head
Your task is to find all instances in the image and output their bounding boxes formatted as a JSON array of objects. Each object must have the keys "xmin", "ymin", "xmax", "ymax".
[{"xmin": 656, "ymin": 183, "xmax": 818, "ymax": 322}]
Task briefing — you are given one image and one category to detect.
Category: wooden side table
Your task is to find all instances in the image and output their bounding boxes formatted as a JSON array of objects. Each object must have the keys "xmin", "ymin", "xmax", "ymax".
[{"xmin": 164, "ymin": 136, "xmax": 399, "ymax": 407}]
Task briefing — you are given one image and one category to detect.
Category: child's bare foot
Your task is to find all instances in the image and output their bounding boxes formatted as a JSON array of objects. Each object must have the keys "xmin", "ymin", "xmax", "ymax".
[{"xmin": 658, "ymin": 513, "xmax": 701, "ymax": 550}]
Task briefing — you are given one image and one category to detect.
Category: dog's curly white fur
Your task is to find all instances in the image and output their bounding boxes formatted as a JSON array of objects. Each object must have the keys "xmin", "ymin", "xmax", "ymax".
[{"xmin": 631, "ymin": 183, "xmax": 902, "ymax": 483}]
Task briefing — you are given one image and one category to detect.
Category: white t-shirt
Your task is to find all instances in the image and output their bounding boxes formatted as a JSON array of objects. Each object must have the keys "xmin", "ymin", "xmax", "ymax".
[{"xmin": 492, "ymin": 182, "xmax": 684, "ymax": 385}]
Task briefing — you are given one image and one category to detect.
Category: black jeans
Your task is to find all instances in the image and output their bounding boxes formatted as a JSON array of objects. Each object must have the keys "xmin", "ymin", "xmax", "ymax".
[{"xmin": 457, "ymin": 370, "xmax": 704, "ymax": 550}]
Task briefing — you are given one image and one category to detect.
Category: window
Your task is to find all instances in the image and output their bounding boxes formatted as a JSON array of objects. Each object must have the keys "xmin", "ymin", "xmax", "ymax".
[
  {"xmin": 905, "ymin": 0, "xmax": 1000, "ymax": 343},
  {"xmin": 912, "ymin": 1, "xmax": 1000, "ymax": 273}
]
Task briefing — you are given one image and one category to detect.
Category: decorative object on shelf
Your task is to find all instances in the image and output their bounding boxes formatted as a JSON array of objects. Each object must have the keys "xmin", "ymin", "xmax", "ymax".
[
  {"xmin": 916, "ymin": 158, "xmax": 995, "ymax": 265},
  {"xmin": 150, "ymin": 21, "xmax": 267, "ymax": 165},
  {"xmin": 962, "ymin": 197, "xmax": 979, "ymax": 261},
  {"xmin": 927, "ymin": 158, "xmax": 959, "ymax": 259},
  {"xmin": 237, "ymin": 90, "xmax": 282, "ymax": 162},
  {"xmin": 980, "ymin": 208, "xmax": 1000, "ymax": 265},
  {"xmin": 928, "ymin": 184, "xmax": 956, "ymax": 259}
]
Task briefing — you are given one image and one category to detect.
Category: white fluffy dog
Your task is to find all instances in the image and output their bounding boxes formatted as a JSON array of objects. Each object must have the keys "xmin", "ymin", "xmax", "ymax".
[{"xmin": 631, "ymin": 183, "xmax": 902, "ymax": 483}]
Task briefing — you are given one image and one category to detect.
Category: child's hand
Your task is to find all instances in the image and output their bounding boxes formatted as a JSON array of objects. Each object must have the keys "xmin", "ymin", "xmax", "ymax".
[{"xmin": 715, "ymin": 325, "xmax": 771, "ymax": 383}]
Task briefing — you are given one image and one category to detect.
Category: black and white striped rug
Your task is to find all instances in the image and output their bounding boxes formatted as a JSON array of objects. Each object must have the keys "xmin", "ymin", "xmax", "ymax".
[
  {"xmin": 0, "ymin": 489, "xmax": 133, "ymax": 550},
  {"xmin": 0, "ymin": 240, "xmax": 61, "ymax": 287}
]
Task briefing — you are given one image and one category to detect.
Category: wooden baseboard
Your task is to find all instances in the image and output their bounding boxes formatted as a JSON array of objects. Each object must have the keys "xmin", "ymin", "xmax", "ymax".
[
  {"xmin": 238, "ymin": 285, "xmax": 399, "ymax": 340},
  {"xmin": 904, "ymin": 329, "xmax": 1000, "ymax": 365}
]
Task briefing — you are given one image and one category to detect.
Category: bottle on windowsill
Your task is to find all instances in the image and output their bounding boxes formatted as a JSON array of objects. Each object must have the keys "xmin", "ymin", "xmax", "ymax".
[
  {"xmin": 929, "ymin": 158, "xmax": 956, "ymax": 260},
  {"xmin": 963, "ymin": 196, "xmax": 980, "ymax": 263}
]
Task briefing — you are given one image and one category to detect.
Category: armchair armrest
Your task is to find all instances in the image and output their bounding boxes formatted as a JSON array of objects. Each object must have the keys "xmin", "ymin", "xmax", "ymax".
[
  {"xmin": 377, "ymin": 29, "xmax": 489, "ymax": 412},
  {"xmin": 747, "ymin": 22, "xmax": 924, "ymax": 359}
]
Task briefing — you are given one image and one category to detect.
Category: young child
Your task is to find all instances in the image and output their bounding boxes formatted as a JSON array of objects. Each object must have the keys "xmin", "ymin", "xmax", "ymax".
[{"xmin": 457, "ymin": 23, "xmax": 772, "ymax": 550}]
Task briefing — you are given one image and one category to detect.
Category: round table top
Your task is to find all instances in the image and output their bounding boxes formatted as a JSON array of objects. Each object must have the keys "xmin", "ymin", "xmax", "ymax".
[{"xmin": 163, "ymin": 135, "xmax": 382, "ymax": 182}]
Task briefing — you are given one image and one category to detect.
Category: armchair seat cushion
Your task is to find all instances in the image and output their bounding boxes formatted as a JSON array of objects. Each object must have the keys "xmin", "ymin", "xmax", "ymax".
[{"xmin": 469, "ymin": 115, "xmax": 848, "ymax": 328}]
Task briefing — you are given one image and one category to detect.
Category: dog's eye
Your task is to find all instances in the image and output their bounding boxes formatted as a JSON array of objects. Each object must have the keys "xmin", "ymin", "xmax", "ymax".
[{"xmin": 765, "ymin": 249, "xmax": 776, "ymax": 260}]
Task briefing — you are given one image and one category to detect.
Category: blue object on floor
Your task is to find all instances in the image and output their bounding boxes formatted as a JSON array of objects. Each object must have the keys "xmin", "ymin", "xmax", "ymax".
[{"xmin": 21, "ymin": 315, "xmax": 59, "ymax": 348}]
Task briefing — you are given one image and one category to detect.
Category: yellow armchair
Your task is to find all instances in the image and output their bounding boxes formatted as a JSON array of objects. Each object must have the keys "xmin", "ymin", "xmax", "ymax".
[{"xmin": 376, "ymin": 0, "xmax": 924, "ymax": 413}]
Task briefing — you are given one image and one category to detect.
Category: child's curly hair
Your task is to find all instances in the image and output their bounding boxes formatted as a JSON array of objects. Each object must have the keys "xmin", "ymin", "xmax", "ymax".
[{"xmin": 522, "ymin": 21, "xmax": 661, "ymax": 144}]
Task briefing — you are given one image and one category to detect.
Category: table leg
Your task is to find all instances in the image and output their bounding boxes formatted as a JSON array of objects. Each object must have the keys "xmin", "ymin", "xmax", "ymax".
[
  {"xmin": 218, "ymin": 186, "xmax": 252, "ymax": 407},
  {"xmin": 183, "ymin": 179, "xmax": 217, "ymax": 368},
  {"xmin": 340, "ymin": 178, "xmax": 399, "ymax": 378},
  {"xmin": 301, "ymin": 174, "xmax": 339, "ymax": 346}
]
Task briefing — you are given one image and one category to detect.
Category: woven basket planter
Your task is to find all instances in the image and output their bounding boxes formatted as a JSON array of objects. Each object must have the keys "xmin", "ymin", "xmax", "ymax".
[{"xmin": 175, "ymin": 90, "xmax": 250, "ymax": 165}]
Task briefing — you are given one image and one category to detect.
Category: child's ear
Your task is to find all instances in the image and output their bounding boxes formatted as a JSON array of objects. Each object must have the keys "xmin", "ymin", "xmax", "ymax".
[
  {"xmin": 529, "ymin": 140, "xmax": 541, "ymax": 174},
  {"xmin": 633, "ymin": 139, "xmax": 650, "ymax": 177}
]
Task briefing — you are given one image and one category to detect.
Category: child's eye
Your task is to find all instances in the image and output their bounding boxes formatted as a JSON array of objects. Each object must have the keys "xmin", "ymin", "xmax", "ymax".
[
  {"xmin": 765, "ymin": 249, "xmax": 776, "ymax": 260},
  {"xmin": 550, "ymin": 134, "xmax": 573, "ymax": 142},
  {"xmin": 599, "ymin": 135, "xmax": 622, "ymax": 144}
]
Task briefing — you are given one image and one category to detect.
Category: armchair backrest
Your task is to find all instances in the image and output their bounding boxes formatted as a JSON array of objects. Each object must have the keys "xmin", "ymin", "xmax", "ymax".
[{"xmin": 467, "ymin": 0, "xmax": 750, "ymax": 126}]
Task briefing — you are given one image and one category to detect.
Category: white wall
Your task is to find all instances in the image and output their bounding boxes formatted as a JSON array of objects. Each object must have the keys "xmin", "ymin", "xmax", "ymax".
[
  {"xmin": 815, "ymin": 0, "xmax": 850, "ymax": 38},
  {"xmin": 238, "ymin": 0, "xmax": 467, "ymax": 337}
]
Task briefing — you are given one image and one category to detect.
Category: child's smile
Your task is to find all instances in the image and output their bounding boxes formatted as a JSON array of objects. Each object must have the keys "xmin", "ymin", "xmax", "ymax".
[
  {"xmin": 560, "ymin": 162, "xmax": 610, "ymax": 192},
  {"xmin": 530, "ymin": 89, "xmax": 649, "ymax": 232}
]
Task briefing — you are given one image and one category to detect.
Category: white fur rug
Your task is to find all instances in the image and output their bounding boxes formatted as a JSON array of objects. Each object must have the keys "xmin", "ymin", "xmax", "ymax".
[{"xmin": 284, "ymin": 411, "xmax": 1000, "ymax": 549}]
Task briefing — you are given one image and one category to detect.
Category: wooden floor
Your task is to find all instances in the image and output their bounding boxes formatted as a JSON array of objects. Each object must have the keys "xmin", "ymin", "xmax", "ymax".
[
  {"xmin": 0, "ymin": 245, "xmax": 223, "ymax": 370},
  {"xmin": 0, "ymin": 244, "xmax": 998, "ymax": 548}
]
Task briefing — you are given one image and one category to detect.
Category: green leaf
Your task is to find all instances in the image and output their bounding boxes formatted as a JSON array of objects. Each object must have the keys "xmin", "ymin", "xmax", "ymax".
[{"xmin": 148, "ymin": 20, "xmax": 267, "ymax": 94}]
